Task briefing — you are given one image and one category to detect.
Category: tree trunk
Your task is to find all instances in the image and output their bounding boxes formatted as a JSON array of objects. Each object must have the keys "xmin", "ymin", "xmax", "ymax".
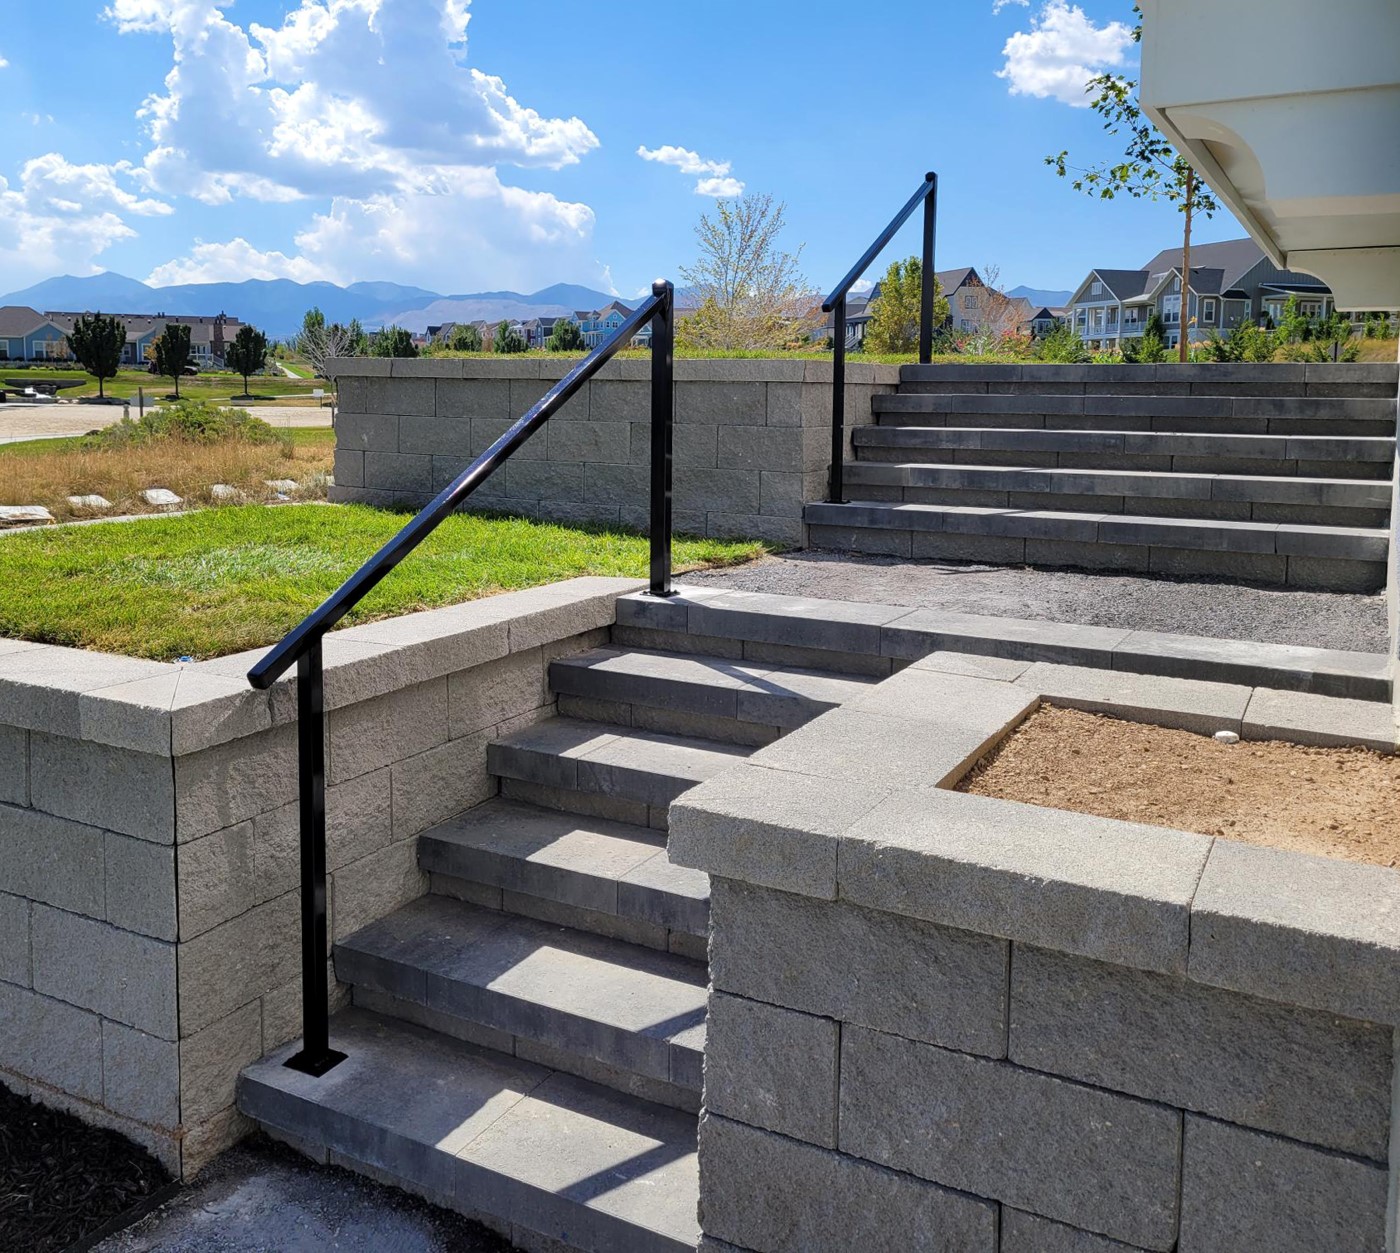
[{"xmin": 1179, "ymin": 168, "xmax": 1194, "ymax": 364}]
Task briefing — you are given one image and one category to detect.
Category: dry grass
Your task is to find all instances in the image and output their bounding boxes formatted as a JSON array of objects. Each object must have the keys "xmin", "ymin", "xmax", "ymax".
[
  {"xmin": 1354, "ymin": 337, "xmax": 1399, "ymax": 364},
  {"xmin": 0, "ymin": 429, "xmax": 334, "ymax": 520}
]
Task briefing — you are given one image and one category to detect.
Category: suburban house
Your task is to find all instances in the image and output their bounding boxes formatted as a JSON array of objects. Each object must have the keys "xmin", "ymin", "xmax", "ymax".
[
  {"xmin": 0, "ymin": 306, "xmax": 242, "ymax": 365},
  {"xmin": 1065, "ymin": 237, "xmax": 1342, "ymax": 351},
  {"xmin": 1029, "ymin": 304, "xmax": 1068, "ymax": 334},
  {"xmin": 818, "ymin": 266, "xmax": 992, "ymax": 349}
]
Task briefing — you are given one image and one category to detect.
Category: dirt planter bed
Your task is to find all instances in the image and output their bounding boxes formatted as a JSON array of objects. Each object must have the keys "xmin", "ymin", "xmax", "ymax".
[{"xmin": 960, "ymin": 704, "xmax": 1400, "ymax": 868}]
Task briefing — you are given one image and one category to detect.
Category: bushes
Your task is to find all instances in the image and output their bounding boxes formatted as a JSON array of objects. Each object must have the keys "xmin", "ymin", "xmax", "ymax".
[
  {"xmin": 81, "ymin": 399, "xmax": 282, "ymax": 450},
  {"xmin": 1032, "ymin": 321, "xmax": 1089, "ymax": 364}
]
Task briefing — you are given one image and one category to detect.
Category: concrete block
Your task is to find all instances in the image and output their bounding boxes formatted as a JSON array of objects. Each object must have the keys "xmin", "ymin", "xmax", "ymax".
[
  {"xmin": 908, "ymin": 651, "xmax": 1033, "ymax": 681},
  {"xmin": 841, "ymin": 787, "xmax": 1211, "ymax": 975},
  {"xmin": 30, "ymin": 731, "xmax": 175, "ymax": 842},
  {"xmin": 840, "ymin": 1025, "xmax": 1181, "ymax": 1249},
  {"xmin": 177, "ymin": 820, "xmax": 256, "ymax": 940},
  {"xmin": 330, "ymin": 598, "xmax": 517, "ymax": 692},
  {"xmin": 0, "ymin": 982, "xmax": 102, "ymax": 1101},
  {"xmin": 331, "ymin": 836, "xmax": 427, "ymax": 941},
  {"xmin": 675, "ymin": 466, "xmax": 761, "ymax": 514},
  {"xmin": 364, "ymin": 451, "xmax": 433, "ymax": 493},
  {"xmin": 1189, "ymin": 839, "xmax": 1400, "ymax": 1025},
  {"xmin": 179, "ymin": 1000, "xmax": 264, "ymax": 1127},
  {"xmin": 698, "ymin": 1114, "xmax": 998, "ymax": 1253},
  {"xmin": 80, "ymin": 669, "xmax": 273, "ymax": 757},
  {"xmin": 0, "ymin": 724, "xmax": 27, "ymax": 804},
  {"xmin": 448, "ymin": 647, "xmax": 549, "ymax": 739},
  {"xmin": 669, "ymin": 762, "xmax": 881, "ymax": 899},
  {"xmin": 105, "ymin": 832, "xmax": 177, "ymax": 941},
  {"xmin": 717, "ymin": 426, "xmax": 803, "ymax": 472},
  {"xmin": 469, "ymin": 417, "xmax": 548, "ymax": 459},
  {"xmin": 390, "ymin": 730, "xmax": 496, "ymax": 838},
  {"xmin": 688, "ymin": 590, "xmax": 907, "ymax": 658},
  {"xmin": 334, "ymin": 411, "xmax": 399, "ymax": 451},
  {"xmin": 1241, "ymin": 687, "xmax": 1397, "ymax": 751},
  {"xmin": 704, "ymin": 992, "xmax": 838, "ymax": 1147},
  {"xmin": 0, "ymin": 803, "xmax": 104, "ymax": 914},
  {"xmin": 1286, "ymin": 555, "xmax": 1386, "ymax": 594},
  {"xmin": 328, "ymin": 678, "xmax": 448, "ymax": 785},
  {"xmin": 676, "ymin": 381, "xmax": 768, "ymax": 426},
  {"xmin": 583, "ymin": 461, "xmax": 649, "ymax": 507},
  {"xmin": 706, "ymin": 512, "xmax": 804, "ymax": 546},
  {"xmin": 589, "ymin": 379, "xmax": 648, "ymax": 424},
  {"xmin": 360, "ymin": 375, "xmax": 436, "ymax": 417},
  {"xmin": 709, "ymin": 879, "xmax": 1008, "ymax": 1056},
  {"xmin": 332, "ymin": 448, "xmax": 365, "ymax": 488},
  {"xmin": 881, "ymin": 607, "xmax": 1130, "ymax": 667},
  {"xmin": 175, "ymin": 724, "xmax": 298, "ymax": 842},
  {"xmin": 1001, "ymin": 1209, "xmax": 1151, "ymax": 1252},
  {"xmin": 0, "ymin": 892, "xmax": 30, "ymax": 986},
  {"xmin": 396, "ymin": 411, "xmax": 473, "ymax": 457},
  {"xmin": 178, "ymin": 890, "xmax": 300, "ymax": 1035},
  {"xmin": 504, "ymin": 459, "xmax": 584, "ymax": 503},
  {"xmin": 1015, "ymin": 662, "xmax": 1252, "ymax": 734},
  {"xmin": 102, "ymin": 1020, "xmax": 179, "ymax": 1126},
  {"xmin": 32, "ymin": 905, "xmax": 177, "ymax": 1038},
  {"xmin": 546, "ymin": 420, "xmax": 630, "ymax": 464},
  {"xmin": 1010, "ymin": 945, "xmax": 1392, "ymax": 1159},
  {"xmin": 1179, "ymin": 1115, "xmax": 1388, "ymax": 1252}
]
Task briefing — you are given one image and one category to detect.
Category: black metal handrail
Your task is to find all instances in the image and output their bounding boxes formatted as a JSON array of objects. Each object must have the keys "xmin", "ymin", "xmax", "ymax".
[
  {"xmin": 821, "ymin": 171, "xmax": 937, "ymax": 502},
  {"xmin": 248, "ymin": 280, "xmax": 677, "ymax": 1077}
]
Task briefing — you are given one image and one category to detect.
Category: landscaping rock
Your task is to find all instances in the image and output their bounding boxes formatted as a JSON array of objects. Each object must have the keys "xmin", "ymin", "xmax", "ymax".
[
  {"xmin": 209, "ymin": 484, "xmax": 241, "ymax": 501},
  {"xmin": 0, "ymin": 505, "xmax": 54, "ymax": 527},
  {"xmin": 264, "ymin": 479, "xmax": 300, "ymax": 493},
  {"xmin": 141, "ymin": 489, "xmax": 182, "ymax": 508},
  {"xmin": 67, "ymin": 495, "xmax": 112, "ymax": 510}
]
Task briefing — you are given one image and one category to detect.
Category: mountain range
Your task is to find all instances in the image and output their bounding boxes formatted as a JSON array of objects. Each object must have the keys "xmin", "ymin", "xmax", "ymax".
[
  {"xmin": 0, "ymin": 273, "xmax": 620, "ymax": 339},
  {"xmin": 1007, "ymin": 285, "xmax": 1074, "ymax": 308}
]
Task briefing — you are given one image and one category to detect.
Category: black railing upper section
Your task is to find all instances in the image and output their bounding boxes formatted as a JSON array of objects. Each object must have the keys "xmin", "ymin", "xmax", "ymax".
[
  {"xmin": 822, "ymin": 172, "xmax": 937, "ymax": 503},
  {"xmin": 248, "ymin": 280, "xmax": 676, "ymax": 1078}
]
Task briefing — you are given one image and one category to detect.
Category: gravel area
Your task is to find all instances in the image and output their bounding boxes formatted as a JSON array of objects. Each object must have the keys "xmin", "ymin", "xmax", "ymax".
[
  {"xmin": 685, "ymin": 552, "xmax": 1390, "ymax": 654},
  {"xmin": 97, "ymin": 1135, "xmax": 517, "ymax": 1253}
]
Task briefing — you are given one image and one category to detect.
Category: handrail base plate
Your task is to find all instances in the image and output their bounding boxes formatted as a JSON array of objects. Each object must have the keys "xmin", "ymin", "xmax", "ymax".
[{"xmin": 284, "ymin": 1047, "xmax": 348, "ymax": 1078}]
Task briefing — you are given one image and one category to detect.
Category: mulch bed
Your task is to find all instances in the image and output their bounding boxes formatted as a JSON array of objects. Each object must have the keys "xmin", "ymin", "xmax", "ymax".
[{"xmin": 0, "ymin": 1080, "xmax": 172, "ymax": 1252}]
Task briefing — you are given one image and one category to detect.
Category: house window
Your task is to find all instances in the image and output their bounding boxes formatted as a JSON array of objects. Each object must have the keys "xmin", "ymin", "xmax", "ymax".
[
  {"xmin": 1202, "ymin": 298, "xmax": 1217, "ymax": 322},
  {"xmin": 1091, "ymin": 280, "xmax": 1103, "ymax": 296},
  {"xmin": 1172, "ymin": 277, "xmax": 1181, "ymax": 292},
  {"xmin": 1162, "ymin": 295, "xmax": 1181, "ymax": 324}
]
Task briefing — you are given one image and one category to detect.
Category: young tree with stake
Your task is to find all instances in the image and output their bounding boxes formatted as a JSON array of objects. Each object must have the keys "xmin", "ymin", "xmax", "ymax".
[
  {"xmin": 151, "ymin": 323, "xmax": 193, "ymax": 398},
  {"xmin": 66, "ymin": 313, "xmax": 126, "ymax": 399},
  {"xmin": 225, "ymin": 324, "xmax": 268, "ymax": 396},
  {"xmin": 1047, "ymin": 23, "xmax": 1218, "ymax": 363}
]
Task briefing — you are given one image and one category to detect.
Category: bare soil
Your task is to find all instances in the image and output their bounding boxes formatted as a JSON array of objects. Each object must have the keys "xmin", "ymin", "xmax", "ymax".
[{"xmin": 960, "ymin": 705, "xmax": 1400, "ymax": 868}]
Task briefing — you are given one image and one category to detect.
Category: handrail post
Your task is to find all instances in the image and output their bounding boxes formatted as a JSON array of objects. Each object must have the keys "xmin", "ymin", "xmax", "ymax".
[
  {"xmin": 649, "ymin": 279, "xmax": 675, "ymax": 596},
  {"xmin": 829, "ymin": 295, "xmax": 847, "ymax": 503},
  {"xmin": 285, "ymin": 640, "xmax": 345, "ymax": 1077},
  {"xmin": 919, "ymin": 172, "xmax": 938, "ymax": 365}
]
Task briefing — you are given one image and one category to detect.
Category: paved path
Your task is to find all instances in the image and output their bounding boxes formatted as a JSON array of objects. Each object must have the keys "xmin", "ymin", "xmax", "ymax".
[
  {"xmin": 686, "ymin": 551, "xmax": 1389, "ymax": 654},
  {"xmin": 96, "ymin": 1138, "xmax": 515, "ymax": 1253},
  {"xmin": 0, "ymin": 402, "xmax": 333, "ymax": 444}
]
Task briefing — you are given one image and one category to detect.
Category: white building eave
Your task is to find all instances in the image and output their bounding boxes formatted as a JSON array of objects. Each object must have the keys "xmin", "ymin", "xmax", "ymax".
[{"xmin": 1139, "ymin": 0, "xmax": 1400, "ymax": 309}]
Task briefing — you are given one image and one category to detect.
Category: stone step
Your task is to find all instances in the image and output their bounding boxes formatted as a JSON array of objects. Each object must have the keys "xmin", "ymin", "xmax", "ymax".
[
  {"xmin": 852, "ymin": 425, "xmax": 1395, "ymax": 479},
  {"xmin": 418, "ymin": 797, "xmax": 709, "ymax": 944},
  {"xmin": 336, "ymin": 894, "xmax": 707, "ymax": 1109},
  {"xmin": 805, "ymin": 501, "xmax": 1388, "ymax": 591},
  {"xmin": 613, "ymin": 586, "xmax": 1391, "ymax": 701},
  {"xmin": 488, "ymin": 717, "xmax": 752, "ymax": 828},
  {"xmin": 841, "ymin": 463, "xmax": 1391, "ymax": 527},
  {"xmin": 873, "ymin": 391, "xmax": 1397, "ymax": 436},
  {"xmin": 239, "ymin": 1008, "xmax": 700, "ymax": 1252},
  {"xmin": 549, "ymin": 646, "xmax": 879, "ymax": 745}
]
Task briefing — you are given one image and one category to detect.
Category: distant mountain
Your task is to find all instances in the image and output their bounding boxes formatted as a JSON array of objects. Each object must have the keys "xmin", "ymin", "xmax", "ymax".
[
  {"xmin": 0, "ymin": 272, "xmax": 620, "ymax": 339},
  {"xmin": 1008, "ymin": 285, "xmax": 1073, "ymax": 309}
]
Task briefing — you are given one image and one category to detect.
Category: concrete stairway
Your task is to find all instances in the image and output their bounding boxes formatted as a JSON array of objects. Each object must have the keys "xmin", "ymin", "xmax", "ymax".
[
  {"xmin": 237, "ymin": 614, "xmax": 883, "ymax": 1253},
  {"xmin": 808, "ymin": 365, "xmax": 1397, "ymax": 591}
]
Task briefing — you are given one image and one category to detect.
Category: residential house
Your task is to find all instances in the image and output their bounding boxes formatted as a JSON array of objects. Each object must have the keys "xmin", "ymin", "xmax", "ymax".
[
  {"xmin": 1029, "ymin": 305, "xmax": 1068, "ymax": 335},
  {"xmin": 0, "ymin": 306, "xmax": 70, "ymax": 361},
  {"xmin": 0, "ymin": 307, "xmax": 244, "ymax": 365},
  {"xmin": 1065, "ymin": 237, "xmax": 1342, "ymax": 351}
]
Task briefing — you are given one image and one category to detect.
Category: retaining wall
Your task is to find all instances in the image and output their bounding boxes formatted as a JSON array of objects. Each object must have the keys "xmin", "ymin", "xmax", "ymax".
[
  {"xmin": 0, "ymin": 577, "xmax": 637, "ymax": 1178},
  {"xmin": 326, "ymin": 358, "xmax": 901, "ymax": 548},
  {"xmin": 671, "ymin": 661, "xmax": 1400, "ymax": 1251}
]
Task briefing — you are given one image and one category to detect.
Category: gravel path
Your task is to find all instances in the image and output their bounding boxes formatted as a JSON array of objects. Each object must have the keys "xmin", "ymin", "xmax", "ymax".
[
  {"xmin": 686, "ymin": 552, "xmax": 1390, "ymax": 653},
  {"xmin": 97, "ymin": 1136, "xmax": 515, "ymax": 1253}
]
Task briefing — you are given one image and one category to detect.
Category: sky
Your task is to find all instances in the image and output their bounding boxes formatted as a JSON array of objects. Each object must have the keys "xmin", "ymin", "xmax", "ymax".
[{"xmin": 0, "ymin": 0, "xmax": 1249, "ymax": 299}]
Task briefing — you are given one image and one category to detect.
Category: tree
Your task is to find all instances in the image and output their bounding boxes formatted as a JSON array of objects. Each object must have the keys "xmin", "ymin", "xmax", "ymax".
[
  {"xmin": 677, "ymin": 192, "xmax": 814, "ymax": 351},
  {"xmin": 298, "ymin": 309, "xmax": 355, "ymax": 377},
  {"xmin": 447, "ymin": 322, "xmax": 484, "ymax": 352},
  {"xmin": 345, "ymin": 318, "xmax": 370, "ymax": 356},
  {"xmin": 1124, "ymin": 311, "xmax": 1169, "ymax": 364},
  {"xmin": 863, "ymin": 257, "xmax": 949, "ymax": 354},
  {"xmin": 374, "ymin": 325, "xmax": 418, "ymax": 358},
  {"xmin": 1047, "ymin": 22, "xmax": 1219, "ymax": 363},
  {"xmin": 65, "ymin": 312, "xmax": 125, "ymax": 399},
  {"xmin": 546, "ymin": 318, "xmax": 585, "ymax": 352},
  {"xmin": 493, "ymin": 321, "xmax": 528, "ymax": 354},
  {"xmin": 151, "ymin": 323, "xmax": 193, "ymax": 397},
  {"xmin": 225, "ymin": 324, "xmax": 269, "ymax": 396}
]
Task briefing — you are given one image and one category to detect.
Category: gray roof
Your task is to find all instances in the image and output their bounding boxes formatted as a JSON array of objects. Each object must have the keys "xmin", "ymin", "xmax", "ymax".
[
  {"xmin": 0, "ymin": 305, "xmax": 50, "ymax": 337},
  {"xmin": 1091, "ymin": 270, "xmax": 1152, "ymax": 300},
  {"xmin": 1140, "ymin": 237, "xmax": 1264, "ymax": 291},
  {"xmin": 935, "ymin": 266, "xmax": 978, "ymax": 296}
]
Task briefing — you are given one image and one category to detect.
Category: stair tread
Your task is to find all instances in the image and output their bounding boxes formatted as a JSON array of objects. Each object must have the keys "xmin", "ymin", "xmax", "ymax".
[
  {"xmin": 239, "ymin": 1007, "xmax": 699, "ymax": 1252},
  {"xmin": 855, "ymin": 425, "xmax": 1394, "ymax": 449},
  {"xmin": 338, "ymin": 895, "xmax": 706, "ymax": 1060}
]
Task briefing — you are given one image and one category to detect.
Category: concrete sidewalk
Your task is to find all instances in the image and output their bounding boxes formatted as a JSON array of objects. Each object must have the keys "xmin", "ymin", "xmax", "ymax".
[{"xmin": 0, "ymin": 403, "xmax": 333, "ymax": 444}]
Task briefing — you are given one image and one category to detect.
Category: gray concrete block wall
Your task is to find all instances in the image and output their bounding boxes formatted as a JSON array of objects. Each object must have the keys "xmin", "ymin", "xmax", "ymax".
[
  {"xmin": 328, "ymin": 359, "xmax": 900, "ymax": 548},
  {"xmin": 673, "ymin": 662, "xmax": 1400, "ymax": 1251},
  {"xmin": 0, "ymin": 578, "xmax": 636, "ymax": 1180}
]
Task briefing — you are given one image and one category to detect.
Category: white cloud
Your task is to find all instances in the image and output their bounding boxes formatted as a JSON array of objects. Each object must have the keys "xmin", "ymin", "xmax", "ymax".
[
  {"xmin": 146, "ymin": 237, "xmax": 332, "ymax": 285},
  {"xmin": 0, "ymin": 165, "xmax": 143, "ymax": 286},
  {"xmin": 637, "ymin": 143, "xmax": 745, "ymax": 197},
  {"xmin": 0, "ymin": 52, "xmax": 9, "ymax": 69},
  {"xmin": 991, "ymin": 0, "xmax": 1029, "ymax": 12},
  {"xmin": 997, "ymin": 1, "xmax": 1134, "ymax": 107}
]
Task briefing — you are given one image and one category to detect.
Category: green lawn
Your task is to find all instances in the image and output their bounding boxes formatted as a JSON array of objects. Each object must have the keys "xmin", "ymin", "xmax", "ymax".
[
  {"xmin": 0, "ymin": 504, "xmax": 768, "ymax": 660},
  {"xmin": 2, "ymin": 367, "xmax": 329, "ymax": 406}
]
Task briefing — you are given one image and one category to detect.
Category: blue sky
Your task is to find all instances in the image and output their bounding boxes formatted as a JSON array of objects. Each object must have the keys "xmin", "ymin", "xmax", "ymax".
[{"xmin": 0, "ymin": 0, "xmax": 1247, "ymax": 298}]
